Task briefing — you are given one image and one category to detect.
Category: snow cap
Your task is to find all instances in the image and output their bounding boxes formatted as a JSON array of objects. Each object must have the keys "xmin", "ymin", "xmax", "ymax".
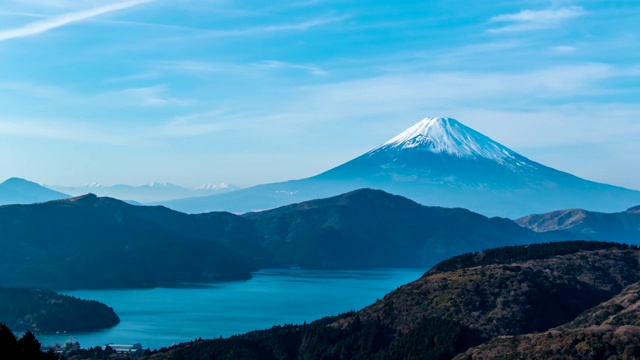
[{"xmin": 379, "ymin": 117, "xmax": 518, "ymax": 163}]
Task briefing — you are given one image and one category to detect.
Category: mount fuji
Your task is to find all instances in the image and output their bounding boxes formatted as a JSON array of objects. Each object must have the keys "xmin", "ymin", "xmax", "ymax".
[{"xmin": 159, "ymin": 117, "xmax": 640, "ymax": 217}]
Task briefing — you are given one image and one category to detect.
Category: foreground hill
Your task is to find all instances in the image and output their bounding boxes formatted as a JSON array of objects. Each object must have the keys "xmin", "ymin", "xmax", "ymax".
[
  {"xmin": 136, "ymin": 241, "xmax": 640, "ymax": 360},
  {"xmin": 0, "ymin": 178, "xmax": 69, "ymax": 206},
  {"xmin": 458, "ymin": 281, "xmax": 640, "ymax": 359},
  {"xmin": 159, "ymin": 118, "xmax": 640, "ymax": 218},
  {"xmin": 517, "ymin": 205, "xmax": 640, "ymax": 244},
  {"xmin": 0, "ymin": 288, "xmax": 119, "ymax": 333},
  {"xmin": 0, "ymin": 189, "xmax": 577, "ymax": 289}
]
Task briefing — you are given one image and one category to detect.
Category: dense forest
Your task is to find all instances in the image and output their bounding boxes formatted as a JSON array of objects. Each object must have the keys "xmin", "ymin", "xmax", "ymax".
[
  {"xmin": 0, "ymin": 323, "xmax": 59, "ymax": 359},
  {"xmin": 0, "ymin": 287, "xmax": 119, "ymax": 333},
  {"xmin": 427, "ymin": 240, "xmax": 637, "ymax": 274}
]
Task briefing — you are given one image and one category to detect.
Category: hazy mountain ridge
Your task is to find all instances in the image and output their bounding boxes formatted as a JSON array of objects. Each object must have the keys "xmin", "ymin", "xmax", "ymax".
[
  {"xmin": 134, "ymin": 242, "xmax": 640, "ymax": 360},
  {"xmin": 516, "ymin": 206, "xmax": 640, "ymax": 243},
  {"xmin": 0, "ymin": 178, "xmax": 69, "ymax": 206},
  {"xmin": 49, "ymin": 182, "xmax": 240, "ymax": 203},
  {"xmin": 158, "ymin": 117, "xmax": 640, "ymax": 218}
]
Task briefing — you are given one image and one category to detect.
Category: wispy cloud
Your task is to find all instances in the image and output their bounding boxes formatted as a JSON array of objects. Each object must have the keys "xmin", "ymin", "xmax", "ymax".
[
  {"xmin": 0, "ymin": 82, "xmax": 71, "ymax": 100},
  {"xmin": 197, "ymin": 15, "xmax": 348, "ymax": 38},
  {"xmin": 552, "ymin": 45, "xmax": 578, "ymax": 53},
  {"xmin": 488, "ymin": 6, "xmax": 588, "ymax": 33},
  {"xmin": 152, "ymin": 61, "xmax": 240, "ymax": 74},
  {"xmin": 100, "ymin": 85, "xmax": 196, "ymax": 107},
  {"xmin": 254, "ymin": 60, "xmax": 328, "ymax": 76},
  {"xmin": 0, "ymin": 118, "xmax": 130, "ymax": 143},
  {"xmin": 0, "ymin": 0, "xmax": 152, "ymax": 41}
]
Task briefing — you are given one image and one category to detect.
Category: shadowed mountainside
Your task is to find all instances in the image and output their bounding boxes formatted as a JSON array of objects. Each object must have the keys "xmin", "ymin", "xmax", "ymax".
[
  {"xmin": 0, "ymin": 288, "xmax": 119, "ymax": 333},
  {"xmin": 0, "ymin": 189, "xmax": 582, "ymax": 289},
  {"xmin": 0, "ymin": 194, "xmax": 258, "ymax": 289}
]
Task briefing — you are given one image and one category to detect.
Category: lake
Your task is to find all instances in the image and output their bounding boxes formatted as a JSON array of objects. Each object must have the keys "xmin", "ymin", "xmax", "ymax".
[{"xmin": 39, "ymin": 268, "xmax": 425, "ymax": 350}]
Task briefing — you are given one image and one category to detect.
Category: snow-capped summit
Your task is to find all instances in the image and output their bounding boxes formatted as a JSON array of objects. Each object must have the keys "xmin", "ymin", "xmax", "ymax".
[
  {"xmin": 146, "ymin": 181, "xmax": 179, "ymax": 188},
  {"xmin": 376, "ymin": 117, "xmax": 521, "ymax": 165},
  {"xmin": 198, "ymin": 183, "xmax": 230, "ymax": 190},
  {"xmin": 159, "ymin": 116, "xmax": 640, "ymax": 218}
]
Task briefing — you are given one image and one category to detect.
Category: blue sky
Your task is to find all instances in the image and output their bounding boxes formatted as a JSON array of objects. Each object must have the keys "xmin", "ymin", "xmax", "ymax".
[{"xmin": 0, "ymin": 0, "xmax": 639, "ymax": 189}]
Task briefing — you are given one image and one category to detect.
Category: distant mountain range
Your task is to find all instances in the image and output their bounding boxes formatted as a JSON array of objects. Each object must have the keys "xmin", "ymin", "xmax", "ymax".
[
  {"xmin": 0, "ymin": 188, "xmax": 581, "ymax": 290},
  {"xmin": 158, "ymin": 117, "xmax": 640, "ymax": 218},
  {"xmin": 0, "ymin": 178, "xmax": 69, "ymax": 206},
  {"xmin": 516, "ymin": 205, "xmax": 640, "ymax": 243},
  {"xmin": 48, "ymin": 181, "xmax": 240, "ymax": 203}
]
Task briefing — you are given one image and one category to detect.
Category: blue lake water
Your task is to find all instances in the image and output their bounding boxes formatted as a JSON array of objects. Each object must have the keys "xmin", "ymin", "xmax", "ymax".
[{"xmin": 39, "ymin": 268, "xmax": 425, "ymax": 350}]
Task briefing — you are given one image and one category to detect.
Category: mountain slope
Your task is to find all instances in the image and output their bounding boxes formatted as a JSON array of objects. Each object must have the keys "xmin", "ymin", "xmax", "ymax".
[
  {"xmin": 0, "ymin": 287, "xmax": 119, "ymax": 333},
  {"xmin": 0, "ymin": 178, "xmax": 69, "ymax": 206},
  {"xmin": 137, "ymin": 242, "xmax": 640, "ymax": 360},
  {"xmin": 0, "ymin": 189, "xmax": 581, "ymax": 289},
  {"xmin": 334, "ymin": 243, "xmax": 640, "ymax": 341},
  {"xmin": 516, "ymin": 206, "xmax": 640, "ymax": 244},
  {"xmin": 159, "ymin": 117, "xmax": 640, "ymax": 218},
  {"xmin": 0, "ymin": 194, "xmax": 257, "ymax": 289},
  {"xmin": 242, "ymin": 188, "xmax": 575, "ymax": 269},
  {"xmin": 458, "ymin": 281, "xmax": 640, "ymax": 359}
]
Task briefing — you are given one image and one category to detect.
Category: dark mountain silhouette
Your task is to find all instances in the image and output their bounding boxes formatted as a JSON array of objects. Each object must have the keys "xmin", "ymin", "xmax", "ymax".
[
  {"xmin": 158, "ymin": 118, "xmax": 640, "ymax": 218},
  {"xmin": 0, "ymin": 189, "xmax": 580, "ymax": 289},
  {"xmin": 0, "ymin": 287, "xmax": 119, "ymax": 333},
  {"xmin": 0, "ymin": 178, "xmax": 69, "ymax": 206},
  {"xmin": 0, "ymin": 194, "xmax": 257, "ymax": 289},
  {"xmin": 516, "ymin": 205, "xmax": 640, "ymax": 244},
  {"xmin": 241, "ymin": 188, "xmax": 576, "ymax": 269}
]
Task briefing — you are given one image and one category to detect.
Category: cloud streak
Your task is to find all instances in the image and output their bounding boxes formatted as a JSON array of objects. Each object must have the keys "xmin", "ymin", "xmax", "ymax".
[
  {"xmin": 0, "ymin": 0, "xmax": 152, "ymax": 41},
  {"xmin": 254, "ymin": 60, "xmax": 328, "ymax": 76},
  {"xmin": 489, "ymin": 6, "xmax": 587, "ymax": 33}
]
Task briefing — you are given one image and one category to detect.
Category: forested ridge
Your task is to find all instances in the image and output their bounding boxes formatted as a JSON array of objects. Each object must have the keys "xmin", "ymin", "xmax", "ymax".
[
  {"xmin": 129, "ymin": 241, "xmax": 640, "ymax": 360},
  {"xmin": 0, "ymin": 287, "xmax": 119, "ymax": 333}
]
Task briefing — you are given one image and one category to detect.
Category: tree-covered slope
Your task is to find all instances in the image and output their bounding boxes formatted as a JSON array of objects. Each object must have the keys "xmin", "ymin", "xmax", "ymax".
[
  {"xmin": 1, "ymin": 189, "xmax": 580, "ymax": 289},
  {"xmin": 135, "ymin": 241, "xmax": 640, "ymax": 360},
  {"xmin": 0, "ymin": 194, "xmax": 257, "ymax": 289},
  {"xmin": 457, "ymin": 281, "xmax": 640, "ymax": 359},
  {"xmin": 0, "ymin": 288, "xmax": 119, "ymax": 333},
  {"xmin": 243, "ymin": 189, "xmax": 576, "ymax": 269}
]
